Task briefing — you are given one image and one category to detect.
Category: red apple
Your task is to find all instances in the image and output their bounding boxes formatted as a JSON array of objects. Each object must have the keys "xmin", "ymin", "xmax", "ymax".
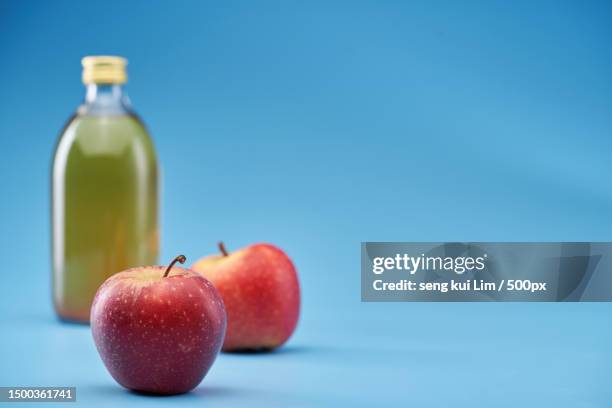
[
  {"xmin": 91, "ymin": 255, "xmax": 226, "ymax": 395},
  {"xmin": 191, "ymin": 243, "xmax": 299, "ymax": 351}
]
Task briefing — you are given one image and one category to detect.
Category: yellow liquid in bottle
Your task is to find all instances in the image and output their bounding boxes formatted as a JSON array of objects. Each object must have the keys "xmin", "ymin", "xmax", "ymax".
[{"xmin": 52, "ymin": 113, "xmax": 159, "ymax": 322}]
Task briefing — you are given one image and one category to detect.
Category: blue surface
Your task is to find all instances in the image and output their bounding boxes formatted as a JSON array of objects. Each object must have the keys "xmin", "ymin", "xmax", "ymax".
[{"xmin": 1, "ymin": 0, "xmax": 612, "ymax": 406}]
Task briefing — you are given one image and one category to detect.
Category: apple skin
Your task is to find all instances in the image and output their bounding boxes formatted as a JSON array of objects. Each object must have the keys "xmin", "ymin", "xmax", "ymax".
[
  {"xmin": 191, "ymin": 243, "xmax": 299, "ymax": 351},
  {"xmin": 91, "ymin": 265, "xmax": 226, "ymax": 395}
]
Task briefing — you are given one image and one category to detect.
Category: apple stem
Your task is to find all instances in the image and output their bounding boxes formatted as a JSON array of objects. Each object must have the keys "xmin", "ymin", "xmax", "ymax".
[
  {"xmin": 163, "ymin": 255, "xmax": 187, "ymax": 278},
  {"xmin": 218, "ymin": 242, "xmax": 229, "ymax": 257}
]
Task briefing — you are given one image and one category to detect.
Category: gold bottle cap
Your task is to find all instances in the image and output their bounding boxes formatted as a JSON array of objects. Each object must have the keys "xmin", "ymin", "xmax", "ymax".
[{"xmin": 82, "ymin": 56, "xmax": 128, "ymax": 84}]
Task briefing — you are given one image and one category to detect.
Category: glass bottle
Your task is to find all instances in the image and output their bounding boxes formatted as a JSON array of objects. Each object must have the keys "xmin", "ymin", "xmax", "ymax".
[{"xmin": 52, "ymin": 56, "xmax": 159, "ymax": 323}]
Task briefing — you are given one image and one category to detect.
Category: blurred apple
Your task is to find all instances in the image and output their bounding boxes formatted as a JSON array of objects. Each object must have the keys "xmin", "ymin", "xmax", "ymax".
[
  {"xmin": 91, "ymin": 255, "xmax": 226, "ymax": 395},
  {"xmin": 192, "ymin": 243, "xmax": 300, "ymax": 351}
]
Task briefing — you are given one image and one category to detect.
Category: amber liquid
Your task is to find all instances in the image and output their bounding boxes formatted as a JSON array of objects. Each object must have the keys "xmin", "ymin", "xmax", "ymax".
[{"xmin": 52, "ymin": 113, "xmax": 159, "ymax": 322}]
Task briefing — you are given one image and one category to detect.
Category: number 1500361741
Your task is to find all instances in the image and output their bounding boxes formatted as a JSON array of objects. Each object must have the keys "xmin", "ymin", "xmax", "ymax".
[{"xmin": 2, "ymin": 387, "xmax": 75, "ymax": 402}]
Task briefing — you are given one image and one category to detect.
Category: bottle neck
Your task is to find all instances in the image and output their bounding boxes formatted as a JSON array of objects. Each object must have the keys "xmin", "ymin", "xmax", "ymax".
[{"xmin": 81, "ymin": 83, "xmax": 131, "ymax": 115}]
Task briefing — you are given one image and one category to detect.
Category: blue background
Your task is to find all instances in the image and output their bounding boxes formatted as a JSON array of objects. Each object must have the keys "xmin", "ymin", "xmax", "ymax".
[{"xmin": 1, "ymin": 0, "xmax": 612, "ymax": 406}]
